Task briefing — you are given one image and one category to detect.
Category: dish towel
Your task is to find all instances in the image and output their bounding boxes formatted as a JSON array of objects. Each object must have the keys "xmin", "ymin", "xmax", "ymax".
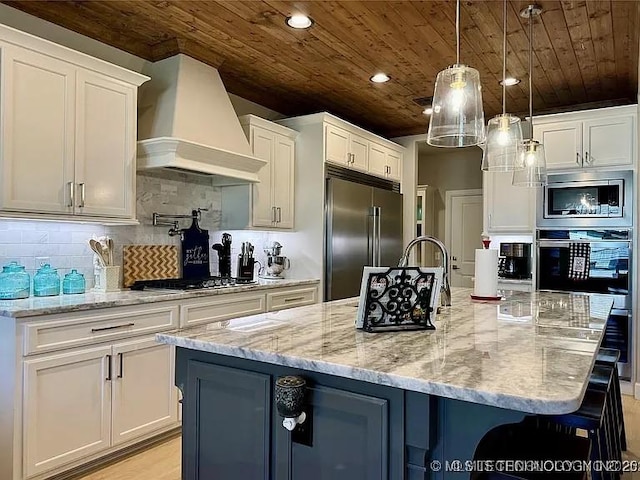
[{"xmin": 568, "ymin": 243, "xmax": 590, "ymax": 280}]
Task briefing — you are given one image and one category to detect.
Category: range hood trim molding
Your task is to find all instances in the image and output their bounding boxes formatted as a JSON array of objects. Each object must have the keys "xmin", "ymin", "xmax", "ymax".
[{"xmin": 136, "ymin": 137, "xmax": 267, "ymax": 183}]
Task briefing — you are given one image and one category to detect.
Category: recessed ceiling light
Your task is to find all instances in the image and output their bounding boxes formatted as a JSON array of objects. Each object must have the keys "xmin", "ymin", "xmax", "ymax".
[
  {"xmin": 500, "ymin": 77, "xmax": 521, "ymax": 86},
  {"xmin": 423, "ymin": 107, "xmax": 433, "ymax": 115},
  {"xmin": 370, "ymin": 73, "xmax": 390, "ymax": 83},
  {"xmin": 286, "ymin": 14, "xmax": 313, "ymax": 29}
]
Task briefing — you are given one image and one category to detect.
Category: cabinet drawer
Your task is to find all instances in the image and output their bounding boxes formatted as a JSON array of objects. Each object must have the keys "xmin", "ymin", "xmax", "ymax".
[
  {"xmin": 266, "ymin": 287, "xmax": 318, "ymax": 312},
  {"xmin": 181, "ymin": 292, "xmax": 266, "ymax": 327},
  {"xmin": 23, "ymin": 304, "xmax": 179, "ymax": 356}
]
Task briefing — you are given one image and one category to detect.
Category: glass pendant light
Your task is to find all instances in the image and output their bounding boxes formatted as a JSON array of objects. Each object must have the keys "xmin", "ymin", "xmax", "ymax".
[
  {"xmin": 512, "ymin": 4, "xmax": 547, "ymax": 187},
  {"xmin": 481, "ymin": 0, "xmax": 523, "ymax": 171},
  {"xmin": 427, "ymin": 0, "xmax": 485, "ymax": 148}
]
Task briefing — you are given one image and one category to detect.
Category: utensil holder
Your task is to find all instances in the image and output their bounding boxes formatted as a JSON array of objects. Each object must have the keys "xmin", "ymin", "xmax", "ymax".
[{"xmin": 95, "ymin": 266, "xmax": 121, "ymax": 292}]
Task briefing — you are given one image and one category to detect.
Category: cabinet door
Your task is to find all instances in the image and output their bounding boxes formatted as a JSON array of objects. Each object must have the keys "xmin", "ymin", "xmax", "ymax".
[
  {"xmin": 325, "ymin": 124, "xmax": 350, "ymax": 166},
  {"xmin": 183, "ymin": 361, "xmax": 271, "ymax": 480},
  {"xmin": 23, "ymin": 345, "xmax": 112, "ymax": 478},
  {"xmin": 278, "ymin": 385, "xmax": 388, "ymax": 480},
  {"xmin": 534, "ymin": 121, "xmax": 583, "ymax": 170},
  {"xmin": 75, "ymin": 71, "xmax": 136, "ymax": 218},
  {"xmin": 272, "ymin": 135, "xmax": 295, "ymax": 229},
  {"xmin": 386, "ymin": 150, "xmax": 402, "ymax": 181},
  {"xmin": 250, "ymin": 126, "xmax": 276, "ymax": 227},
  {"xmin": 583, "ymin": 115, "xmax": 634, "ymax": 168},
  {"xmin": 349, "ymin": 134, "xmax": 369, "ymax": 172},
  {"xmin": 368, "ymin": 142, "xmax": 387, "ymax": 177},
  {"xmin": 484, "ymin": 171, "xmax": 534, "ymax": 233},
  {"xmin": 0, "ymin": 45, "xmax": 75, "ymax": 214},
  {"xmin": 111, "ymin": 337, "xmax": 178, "ymax": 446}
]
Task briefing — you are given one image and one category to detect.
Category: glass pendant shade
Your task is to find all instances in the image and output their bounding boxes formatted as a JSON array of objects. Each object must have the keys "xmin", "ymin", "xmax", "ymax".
[
  {"xmin": 427, "ymin": 64, "xmax": 486, "ymax": 147},
  {"xmin": 512, "ymin": 139, "xmax": 547, "ymax": 187},
  {"xmin": 481, "ymin": 114, "xmax": 524, "ymax": 171}
]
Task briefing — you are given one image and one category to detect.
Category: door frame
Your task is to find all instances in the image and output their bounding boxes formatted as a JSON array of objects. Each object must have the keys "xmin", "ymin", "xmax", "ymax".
[{"xmin": 444, "ymin": 189, "xmax": 483, "ymax": 269}]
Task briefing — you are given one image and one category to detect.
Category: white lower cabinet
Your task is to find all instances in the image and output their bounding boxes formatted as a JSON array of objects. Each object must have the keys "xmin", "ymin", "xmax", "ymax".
[
  {"xmin": 111, "ymin": 338, "xmax": 177, "ymax": 446},
  {"xmin": 23, "ymin": 336, "xmax": 178, "ymax": 478},
  {"xmin": 23, "ymin": 345, "xmax": 112, "ymax": 478}
]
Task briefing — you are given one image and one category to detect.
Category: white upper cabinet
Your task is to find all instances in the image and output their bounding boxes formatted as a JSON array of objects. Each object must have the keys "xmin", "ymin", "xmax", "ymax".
[
  {"xmin": 0, "ymin": 24, "xmax": 148, "ymax": 223},
  {"xmin": 533, "ymin": 105, "xmax": 636, "ymax": 171},
  {"xmin": 483, "ymin": 171, "xmax": 535, "ymax": 234},
  {"xmin": 227, "ymin": 115, "xmax": 296, "ymax": 230},
  {"xmin": 325, "ymin": 123, "xmax": 369, "ymax": 172}
]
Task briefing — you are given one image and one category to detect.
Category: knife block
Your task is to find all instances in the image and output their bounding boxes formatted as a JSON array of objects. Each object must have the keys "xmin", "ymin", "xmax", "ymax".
[{"xmin": 236, "ymin": 256, "xmax": 255, "ymax": 282}]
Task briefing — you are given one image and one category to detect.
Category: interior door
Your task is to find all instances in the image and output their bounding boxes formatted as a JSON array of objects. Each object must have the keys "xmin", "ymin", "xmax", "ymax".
[
  {"xmin": 449, "ymin": 192, "xmax": 483, "ymax": 288},
  {"xmin": 326, "ymin": 178, "xmax": 372, "ymax": 301},
  {"xmin": 372, "ymin": 187, "xmax": 404, "ymax": 268}
]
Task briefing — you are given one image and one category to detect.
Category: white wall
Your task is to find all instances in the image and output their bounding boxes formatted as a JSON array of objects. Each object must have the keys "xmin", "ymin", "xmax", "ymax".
[{"xmin": 417, "ymin": 145, "xmax": 484, "ymax": 242}]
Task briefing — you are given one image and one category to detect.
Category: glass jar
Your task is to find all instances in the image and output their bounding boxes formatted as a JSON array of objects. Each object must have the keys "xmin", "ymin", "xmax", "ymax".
[
  {"xmin": 33, "ymin": 264, "xmax": 60, "ymax": 297},
  {"xmin": 63, "ymin": 269, "xmax": 86, "ymax": 295},
  {"xmin": 0, "ymin": 261, "xmax": 30, "ymax": 299}
]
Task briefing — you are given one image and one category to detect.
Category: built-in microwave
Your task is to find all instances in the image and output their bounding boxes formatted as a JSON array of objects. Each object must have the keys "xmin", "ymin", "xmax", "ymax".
[{"xmin": 537, "ymin": 170, "xmax": 633, "ymax": 228}]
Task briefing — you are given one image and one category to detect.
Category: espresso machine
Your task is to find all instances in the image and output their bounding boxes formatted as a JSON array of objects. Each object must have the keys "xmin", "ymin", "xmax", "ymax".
[
  {"xmin": 261, "ymin": 241, "xmax": 290, "ymax": 279},
  {"xmin": 498, "ymin": 242, "xmax": 532, "ymax": 280}
]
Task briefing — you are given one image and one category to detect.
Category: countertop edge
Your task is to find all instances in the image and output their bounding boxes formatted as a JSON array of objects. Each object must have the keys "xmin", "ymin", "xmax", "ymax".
[
  {"xmin": 1, "ymin": 279, "xmax": 320, "ymax": 318},
  {"xmin": 156, "ymin": 332, "xmax": 585, "ymax": 415}
]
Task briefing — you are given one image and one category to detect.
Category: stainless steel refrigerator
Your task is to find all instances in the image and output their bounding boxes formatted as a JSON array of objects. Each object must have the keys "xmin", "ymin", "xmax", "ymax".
[{"xmin": 325, "ymin": 176, "xmax": 404, "ymax": 301}]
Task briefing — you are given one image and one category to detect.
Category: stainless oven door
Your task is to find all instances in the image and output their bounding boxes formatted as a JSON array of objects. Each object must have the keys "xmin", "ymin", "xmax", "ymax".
[{"xmin": 537, "ymin": 239, "xmax": 631, "ymax": 310}]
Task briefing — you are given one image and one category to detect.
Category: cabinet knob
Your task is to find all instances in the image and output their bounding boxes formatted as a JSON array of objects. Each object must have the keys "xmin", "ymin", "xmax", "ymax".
[{"xmin": 275, "ymin": 375, "xmax": 307, "ymax": 431}]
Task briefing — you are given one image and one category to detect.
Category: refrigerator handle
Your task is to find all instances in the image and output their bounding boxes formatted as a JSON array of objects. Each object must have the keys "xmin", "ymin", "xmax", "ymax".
[{"xmin": 370, "ymin": 206, "xmax": 381, "ymax": 267}]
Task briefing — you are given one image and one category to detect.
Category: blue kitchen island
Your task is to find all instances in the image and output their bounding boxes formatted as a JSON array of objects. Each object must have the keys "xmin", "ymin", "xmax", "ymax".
[{"xmin": 157, "ymin": 288, "xmax": 613, "ymax": 479}]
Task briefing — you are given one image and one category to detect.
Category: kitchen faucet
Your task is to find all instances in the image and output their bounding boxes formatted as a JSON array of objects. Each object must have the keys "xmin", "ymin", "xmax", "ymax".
[{"xmin": 397, "ymin": 235, "xmax": 452, "ymax": 307}]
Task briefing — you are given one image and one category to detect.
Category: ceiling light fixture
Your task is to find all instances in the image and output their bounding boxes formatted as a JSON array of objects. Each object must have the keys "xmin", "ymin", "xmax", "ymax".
[
  {"xmin": 500, "ymin": 77, "xmax": 521, "ymax": 86},
  {"xmin": 482, "ymin": 0, "xmax": 523, "ymax": 172},
  {"xmin": 423, "ymin": 107, "xmax": 433, "ymax": 115},
  {"xmin": 286, "ymin": 14, "xmax": 313, "ymax": 29},
  {"xmin": 427, "ymin": 0, "xmax": 485, "ymax": 147},
  {"xmin": 370, "ymin": 73, "xmax": 390, "ymax": 83},
  {"xmin": 512, "ymin": 4, "xmax": 547, "ymax": 187}
]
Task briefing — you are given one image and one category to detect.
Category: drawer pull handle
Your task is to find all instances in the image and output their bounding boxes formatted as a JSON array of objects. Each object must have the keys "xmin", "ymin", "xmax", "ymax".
[
  {"xmin": 91, "ymin": 322, "xmax": 135, "ymax": 333},
  {"xmin": 284, "ymin": 296, "xmax": 306, "ymax": 302}
]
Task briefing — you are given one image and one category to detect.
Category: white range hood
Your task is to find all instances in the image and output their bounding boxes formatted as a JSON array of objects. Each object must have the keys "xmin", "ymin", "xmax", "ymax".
[{"xmin": 137, "ymin": 54, "xmax": 266, "ymax": 183}]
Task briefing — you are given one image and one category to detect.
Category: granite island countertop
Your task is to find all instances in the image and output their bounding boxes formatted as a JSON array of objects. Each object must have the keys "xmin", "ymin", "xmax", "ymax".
[
  {"xmin": 157, "ymin": 288, "xmax": 613, "ymax": 415},
  {"xmin": 0, "ymin": 278, "xmax": 320, "ymax": 318}
]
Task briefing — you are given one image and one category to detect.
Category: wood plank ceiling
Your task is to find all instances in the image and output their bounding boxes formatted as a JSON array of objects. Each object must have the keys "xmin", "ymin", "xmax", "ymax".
[{"xmin": 3, "ymin": 0, "xmax": 638, "ymax": 138}]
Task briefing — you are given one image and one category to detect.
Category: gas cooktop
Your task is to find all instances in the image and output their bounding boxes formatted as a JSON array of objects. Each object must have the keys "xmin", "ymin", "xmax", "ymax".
[{"xmin": 130, "ymin": 276, "xmax": 255, "ymax": 291}]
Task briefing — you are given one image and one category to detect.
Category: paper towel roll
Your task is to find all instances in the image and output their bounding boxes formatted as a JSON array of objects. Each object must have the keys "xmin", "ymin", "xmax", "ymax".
[{"xmin": 474, "ymin": 249, "xmax": 498, "ymax": 297}]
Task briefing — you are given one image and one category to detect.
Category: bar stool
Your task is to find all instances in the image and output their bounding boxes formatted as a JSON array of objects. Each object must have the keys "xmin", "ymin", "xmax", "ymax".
[
  {"xmin": 471, "ymin": 419, "xmax": 590, "ymax": 480},
  {"xmin": 596, "ymin": 348, "xmax": 627, "ymax": 452}
]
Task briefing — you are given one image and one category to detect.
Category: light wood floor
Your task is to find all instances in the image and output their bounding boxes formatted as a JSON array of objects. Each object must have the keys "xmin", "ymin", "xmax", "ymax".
[{"xmin": 74, "ymin": 397, "xmax": 640, "ymax": 480}]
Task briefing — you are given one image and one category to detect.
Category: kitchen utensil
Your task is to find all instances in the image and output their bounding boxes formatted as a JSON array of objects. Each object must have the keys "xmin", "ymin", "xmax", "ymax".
[
  {"xmin": 106, "ymin": 238, "xmax": 114, "ymax": 266},
  {"xmin": 122, "ymin": 245, "xmax": 179, "ymax": 287},
  {"xmin": 212, "ymin": 233, "xmax": 232, "ymax": 277},
  {"xmin": 181, "ymin": 211, "xmax": 210, "ymax": 279},
  {"xmin": 89, "ymin": 239, "xmax": 107, "ymax": 267}
]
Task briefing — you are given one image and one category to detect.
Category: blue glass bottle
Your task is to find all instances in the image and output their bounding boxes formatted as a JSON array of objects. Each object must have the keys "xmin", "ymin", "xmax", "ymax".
[
  {"xmin": 63, "ymin": 269, "xmax": 86, "ymax": 295},
  {"xmin": 0, "ymin": 261, "xmax": 30, "ymax": 299},
  {"xmin": 33, "ymin": 264, "xmax": 61, "ymax": 297}
]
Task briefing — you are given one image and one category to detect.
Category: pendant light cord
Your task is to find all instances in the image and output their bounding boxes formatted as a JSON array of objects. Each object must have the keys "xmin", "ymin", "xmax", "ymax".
[
  {"xmin": 456, "ymin": 0, "xmax": 460, "ymax": 65},
  {"xmin": 528, "ymin": 5, "xmax": 534, "ymax": 139},
  {"xmin": 502, "ymin": 0, "xmax": 507, "ymax": 115}
]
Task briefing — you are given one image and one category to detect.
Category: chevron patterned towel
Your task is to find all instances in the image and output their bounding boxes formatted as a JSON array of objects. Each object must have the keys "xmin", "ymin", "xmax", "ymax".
[{"xmin": 568, "ymin": 243, "xmax": 590, "ymax": 281}]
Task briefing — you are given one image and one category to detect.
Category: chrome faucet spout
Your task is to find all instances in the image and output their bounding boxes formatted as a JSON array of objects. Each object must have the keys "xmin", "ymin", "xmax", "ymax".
[{"xmin": 398, "ymin": 235, "xmax": 452, "ymax": 306}]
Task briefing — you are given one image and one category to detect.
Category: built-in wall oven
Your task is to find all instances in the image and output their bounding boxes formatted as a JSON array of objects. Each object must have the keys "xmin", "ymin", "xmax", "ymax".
[{"xmin": 537, "ymin": 229, "xmax": 632, "ymax": 380}]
